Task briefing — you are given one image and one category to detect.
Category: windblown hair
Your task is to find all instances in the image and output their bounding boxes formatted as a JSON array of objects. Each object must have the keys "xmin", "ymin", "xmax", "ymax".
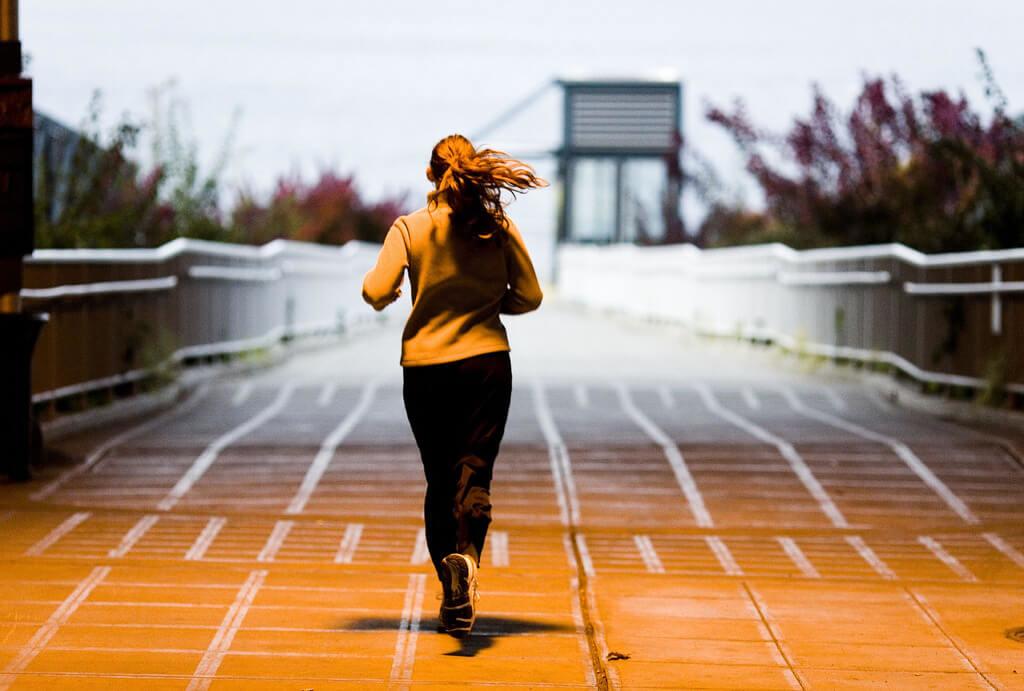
[{"xmin": 427, "ymin": 134, "xmax": 547, "ymax": 240}]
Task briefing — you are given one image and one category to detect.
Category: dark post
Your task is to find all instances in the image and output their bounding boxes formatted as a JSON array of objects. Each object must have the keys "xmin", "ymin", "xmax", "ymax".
[{"xmin": 0, "ymin": 0, "xmax": 44, "ymax": 480}]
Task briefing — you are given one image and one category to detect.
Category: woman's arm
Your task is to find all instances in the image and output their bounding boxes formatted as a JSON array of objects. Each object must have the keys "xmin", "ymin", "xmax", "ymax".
[
  {"xmin": 361, "ymin": 219, "xmax": 409, "ymax": 311},
  {"xmin": 501, "ymin": 218, "xmax": 543, "ymax": 315}
]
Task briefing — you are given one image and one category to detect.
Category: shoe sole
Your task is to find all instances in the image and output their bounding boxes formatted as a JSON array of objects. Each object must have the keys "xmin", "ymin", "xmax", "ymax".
[{"xmin": 440, "ymin": 554, "xmax": 476, "ymax": 637}]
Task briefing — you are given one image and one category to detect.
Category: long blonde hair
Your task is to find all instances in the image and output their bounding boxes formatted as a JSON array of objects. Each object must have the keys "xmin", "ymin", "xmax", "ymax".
[{"xmin": 427, "ymin": 134, "xmax": 547, "ymax": 240}]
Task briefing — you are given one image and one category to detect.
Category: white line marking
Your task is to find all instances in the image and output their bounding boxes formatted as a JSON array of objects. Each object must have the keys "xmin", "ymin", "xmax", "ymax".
[
  {"xmin": 32, "ymin": 385, "xmax": 212, "ymax": 501},
  {"xmin": 583, "ymin": 576, "xmax": 621, "ymax": 690},
  {"xmin": 695, "ymin": 383, "xmax": 848, "ymax": 528},
  {"xmin": 187, "ymin": 570, "xmax": 266, "ymax": 691},
  {"xmin": 334, "ymin": 523, "xmax": 363, "ymax": 564},
  {"xmin": 0, "ymin": 566, "xmax": 110, "ymax": 689},
  {"xmin": 256, "ymin": 521, "xmax": 294, "ymax": 562},
  {"xmin": 776, "ymin": 537, "xmax": 820, "ymax": 579},
  {"xmin": 389, "ymin": 573, "xmax": 426, "ymax": 690},
  {"xmin": 918, "ymin": 536, "xmax": 978, "ymax": 582},
  {"xmin": 561, "ymin": 535, "xmax": 599, "ymax": 689},
  {"xmin": 489, "ymin": 530, "xmax": 509, "ymax": 568},
  {"xmin": 158, "ymin": 384, "xmax": 295, "ymax": 511},
  {"xmin": 317, "ymin": 382, "xmax": 338, "ymax": 407},
  {"xmin": 741, "ymin": 387, "xmax": 761, "ymax": 410},
  {"xmin": 657, "ymin": 385, "xmax": 675, "ymax": 409},
  {"xmin": 185, "ymin": 517, "xmax": 227, "ymax": 561},
  {"xmin": 616, "ymin": 383, "xmax": 713, "ymax": 527},
  {"xmin": 743, "ymin": 584, "xmax": 805, "ymax": 691},
  {"xmin": 574, "ymin": 384, "xmax": 589, "ymax": 408},
  {"xmin": 633, "ymin": 535, "xmax": 665, "ymax": 574},
  {"xmin": 983, "ymin": 532, "xmax": 1024, "ymax": 569},
  {"xmin": 574, "ymin": 534, "xmax": 595, "ymax": 577},
  {"xmin": 820, "ymin": 386, "xmax": 848, "ymax": 411},
  {"xmin": 108, "ymin": 515, "xmax": 160, "ymax": 558},
  {"xmin": 532, "ymin": 381, "xmax": 580, "ymax": 526},
  {"xmin": 25, "ymin": 512, "xmax": 91, "ymax": 557},
  {"xmin": 705, "ymin": 536, "xmax": 743, "ymax": 575},
  {"xmin": 779, "ymin": 387, "xmax": 979, "ymax": 525},
  {"xmin": 846, "ymin": 536, "xmax": 897, "ymax": 580},
  {"xmin": 230, "ymin": 382, "xmax": 253, "ymax": 407},
  {"xmin": 287, "ymin": 380, "xmax": 378, "ymax": 514},
  {"xmin": 410, "ymin": 528, "xmax": 429, "ymax": 566},
  {"xmin": 903, "ymin": 589, "xmax": 998, "ymax": 686}
]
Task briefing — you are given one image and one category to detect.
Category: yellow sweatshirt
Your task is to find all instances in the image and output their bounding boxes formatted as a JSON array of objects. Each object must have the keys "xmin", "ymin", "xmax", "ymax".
[{"xmin": 361, "ymin": 198, "xmax": 543, "ymax": 366}]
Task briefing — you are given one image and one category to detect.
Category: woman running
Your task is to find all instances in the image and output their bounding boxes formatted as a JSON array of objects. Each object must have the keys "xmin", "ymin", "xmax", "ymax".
[{"xmin": 361, "ymin": 134, "xmax": 546, "ymax": 637}]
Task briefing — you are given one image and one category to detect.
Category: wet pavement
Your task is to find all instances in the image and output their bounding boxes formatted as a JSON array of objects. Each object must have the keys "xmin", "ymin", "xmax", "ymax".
[{"xmin": 2, "ymin": 301, "xmax": 1022, "ymax": 689}]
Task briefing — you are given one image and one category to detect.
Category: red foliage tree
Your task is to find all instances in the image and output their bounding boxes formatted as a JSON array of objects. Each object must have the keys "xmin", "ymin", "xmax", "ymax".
[
  {"xmin": 229, "ymin": 170, "xmax": 408, "ymax": 247},
  {"xmin": 701, "ymin": 51, "xmax": 1024, "ymax": 252}
]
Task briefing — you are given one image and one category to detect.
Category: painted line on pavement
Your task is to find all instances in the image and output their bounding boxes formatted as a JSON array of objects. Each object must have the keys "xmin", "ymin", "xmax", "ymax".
[
  {"xmin": 983, "ymin": 532, "xmax": 1024, "ymax": 569},
  {"xmin": 256, "ymin": 520, "xmax": 295, "ymax": 562},
  {"xmin": 695, "ymin": 383, "xmax": 849, "ymax": 528},
  {"xmin": 706, "ymin": 536, "xmax": 743, "ymax": 576},
  {"xmin": 657, "ymin": 385, "xmax": 675, "ymax": 409},
  {"xmin": 779, "ymin": 386, "xmax": 979, "ymax": 525},
  {"xmin": 230, "ymin": 382, "xmax": 252, "ymax": 407},
  {"xmin": 489, "ymin": 530, "xmax": 509, "ymax": 567},
  {"xmin": 741, "ymin": 387, "xmax": 761, "ymax": 410},
  {"xmin": 532, "ymin": 381, "xmax": 580, "ymax": 526},
  {"xmin": 25, "ymin": 512, "xmax": 92, "ymax": 557},
  {"xmin": 334, "ymin": 523, "xmax": 363, "ymax": 564},
  {"xmin": 574, "ymin": 534, "xmax": 595, "ymax": 578},
  {"xmin": 819, "ymin": 385, "xmax": 848, "ymax": 411},
  {"xmin": 777, "ymin": 537, "xmax": 821, "ymax": 579},
  {"xmin": 918, "ymin": 536, "xmax": 978, "ymax": 582},
  {"xmin": 562, "ymin": 534, "xmax": 604, "ymax": 690},
  {"xmin": 742, "ymin": 583, "xmax": 805, "ymax": 691},
  {"xmin": 533, "ymin": 381, "xmax": 612, "ymax": 688},
  {"xmin": 903, "ymin": 588, "xmax": 998, "ymax": 688},
  {"xmin": 389, "ymin": 573, "xmax": 426, "ymax": 691},
  {"xmin": 633, "ymin": 535, "xmax": 665, "ymax": 574},
  {"xmin": 158, "ymin": 384, "xmax": 295, "ymax": 512},
  {"xmin": 846, "ymin": 536, "xmax": 897, "ymax": 580},
  {"xmin": 616, "ymin": 383, "xmax": 713, "ymax": 528},
  {"xmin": 410, "ymin": 528, "xmax": 429, "ymax": 566},
  {"xmin": 108, "ymin": 515, "xmax": 160, "ymax": 558},
  {"xmin": 287, "ymin": 380, "xmax": 378, "ymax": 514},
  {"xmin": 859, "ymin": 382, "xmax": 1024, "ymax": 473},
  {"xmin": 188, "ymin": 569, "xmax": 267, "ymax": 691},
  {"xmin": 0, "ymin": 566, "xmax": 111, "ymax": 690},
  {"xmin": 317, "ymin": 381, "xmax": 338, "ymax": 407},
  {"xmin": 185, "ymin": 517, "xmax": 227, "ymax": 561},
  {"xmin": 32, "ymin": 384, "xmax": 212, "ymax": 502}
]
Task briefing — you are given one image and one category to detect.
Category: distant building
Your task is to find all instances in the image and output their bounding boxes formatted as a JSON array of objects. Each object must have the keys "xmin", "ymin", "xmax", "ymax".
[{"xmin": 556, "ymin": 78, "xmax": 684, "ymax": 245}]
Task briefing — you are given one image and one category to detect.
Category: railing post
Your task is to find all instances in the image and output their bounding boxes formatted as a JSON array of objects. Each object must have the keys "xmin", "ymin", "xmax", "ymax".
[{"xmin": 991, "ymin": 264, "xmax": 1002, "ymax": 336}]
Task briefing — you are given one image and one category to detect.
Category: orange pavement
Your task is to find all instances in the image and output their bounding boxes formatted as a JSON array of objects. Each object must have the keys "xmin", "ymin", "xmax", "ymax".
[{"xmin": 2, "ymin": 307, "xmax": 1023, "ymax": 689}]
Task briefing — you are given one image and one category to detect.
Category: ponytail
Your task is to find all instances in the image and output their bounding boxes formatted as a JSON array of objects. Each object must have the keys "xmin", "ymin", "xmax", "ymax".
[{"xmin": 427, "ymin": 134, "xmax": 547, "ymax": 240}]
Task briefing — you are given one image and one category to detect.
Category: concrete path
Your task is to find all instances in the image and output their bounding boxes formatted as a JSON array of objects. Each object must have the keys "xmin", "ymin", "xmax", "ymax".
[{"xmin": 2, "ymin": 301, "xmax": 1023, "ymax": 689}]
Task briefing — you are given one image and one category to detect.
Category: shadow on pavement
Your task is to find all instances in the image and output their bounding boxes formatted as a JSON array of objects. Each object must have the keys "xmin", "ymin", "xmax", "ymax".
[{"xmin": 340, "ymin": 615, "xmax": 571, "ymax": 657}]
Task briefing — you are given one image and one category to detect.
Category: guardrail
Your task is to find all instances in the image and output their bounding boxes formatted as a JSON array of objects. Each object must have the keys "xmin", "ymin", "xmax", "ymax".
[
  {"xmin": 557, "ymin": 242, "xmax": 1024, "ymax": 396},
  {"xmin": 23, "ymin": 237, "xmax": 382, "ymax": 407}
]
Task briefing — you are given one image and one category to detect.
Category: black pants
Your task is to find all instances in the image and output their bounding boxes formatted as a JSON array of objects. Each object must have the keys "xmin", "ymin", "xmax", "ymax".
[{"xmin": 403, "ymin": 350, "xmax": 512, "ymax": 581}]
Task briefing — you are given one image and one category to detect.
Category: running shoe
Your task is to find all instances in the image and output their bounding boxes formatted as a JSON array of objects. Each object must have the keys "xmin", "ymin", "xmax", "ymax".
[{"xmin": 439, "ymin": 553, "xmax": 478, "ymax": 637}]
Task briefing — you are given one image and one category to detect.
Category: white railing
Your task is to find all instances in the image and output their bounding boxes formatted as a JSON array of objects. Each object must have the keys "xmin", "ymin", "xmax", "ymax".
[
  {"xmin": 23, "ymin": 238, "xmax": 383, "ymax": 404},
  {"xmin": 557, "ymin": 241, "xmax": 1024, "ymax": 395}
]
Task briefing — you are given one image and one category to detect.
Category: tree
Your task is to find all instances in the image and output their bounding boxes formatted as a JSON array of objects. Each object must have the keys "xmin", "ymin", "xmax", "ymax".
[
  {"xmin": 228, "ymin": 171, "xmax": 407, "ymax": 246},
  {"xmin": 35, "ymin": 85, "xmax": 409, "ymax": 249},
  {"xmin": 701, "ymin": 50, "xmax": 1024, "ymax": 252}
]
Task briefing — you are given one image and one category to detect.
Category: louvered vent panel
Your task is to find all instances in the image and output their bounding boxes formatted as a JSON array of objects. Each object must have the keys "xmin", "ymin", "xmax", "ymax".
[{"xmin": 568, "ymin": 87, "xmax": 678, "ymax": 152}]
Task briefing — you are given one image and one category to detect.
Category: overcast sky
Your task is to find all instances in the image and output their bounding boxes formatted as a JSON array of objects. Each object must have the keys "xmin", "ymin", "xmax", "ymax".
[{"xmin": 23, "ymin": 1, "xmax": 1024, "ymax": 275}]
